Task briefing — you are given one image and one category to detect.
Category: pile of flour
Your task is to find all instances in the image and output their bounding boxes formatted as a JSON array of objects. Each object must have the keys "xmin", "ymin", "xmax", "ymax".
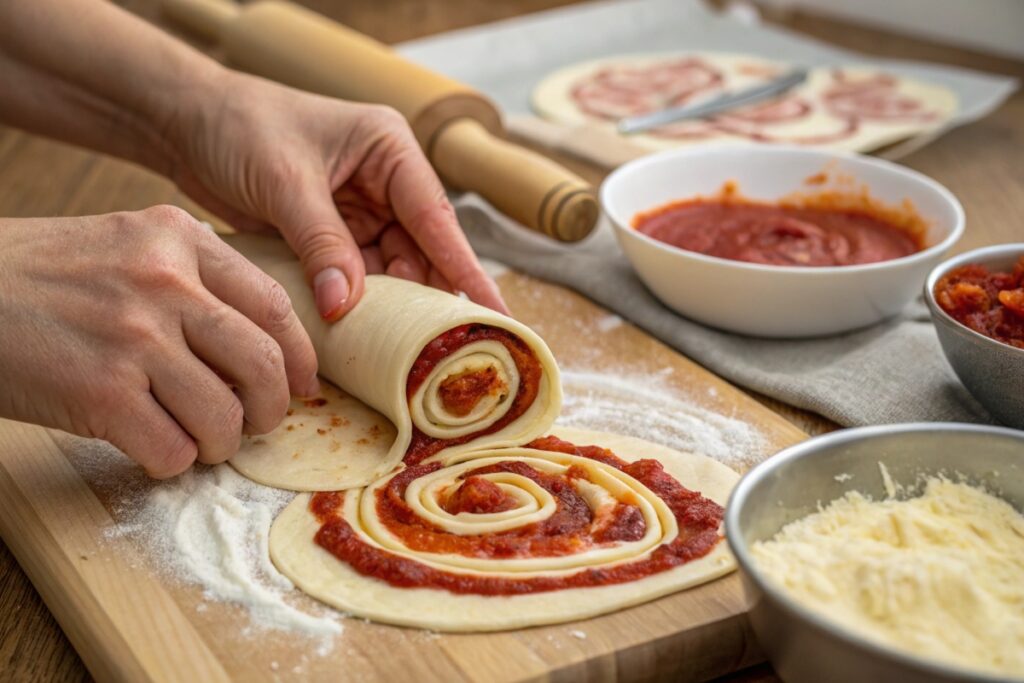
[{"xmin": 69, "ymin": 439, "xmax": 341, "ymax": 643}]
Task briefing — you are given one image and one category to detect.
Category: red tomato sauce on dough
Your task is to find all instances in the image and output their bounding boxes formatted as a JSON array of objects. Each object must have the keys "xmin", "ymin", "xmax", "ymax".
[
  {"xmin": 437, "ymin": 366, "xmax": 504, "ymax": 417},
  {"xmin": 310, "ymin": 437, "xmax": 724, "ymax": 595},
  {"xmin": 442, "ymin": 475, "xmax": 519, "ymax": 515},
  {"xmin": 403, "ymin": 324, "xmax": 541, "ymax": 465},
  {"xmin": 633, "ymin": 197, "xmax": 924, "ymax": 267},
  {"xmin": 934, "ymin": 256, "xmax": 1024, "ymax": 349}
]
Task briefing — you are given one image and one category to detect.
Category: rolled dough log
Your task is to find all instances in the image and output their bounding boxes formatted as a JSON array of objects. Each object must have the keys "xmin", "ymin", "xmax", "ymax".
[{"xmin": 224, "ymin": 235, "xmax": 561, "ymax": 491}]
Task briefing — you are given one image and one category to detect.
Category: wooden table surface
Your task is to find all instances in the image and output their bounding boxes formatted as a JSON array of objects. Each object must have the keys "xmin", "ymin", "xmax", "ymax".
[{"xmin": 0, "ymin": 1, "xmax": 1020, "ymax": 681}]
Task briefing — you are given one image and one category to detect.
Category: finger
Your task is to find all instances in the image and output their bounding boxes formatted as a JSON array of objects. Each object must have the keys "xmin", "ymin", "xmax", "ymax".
[
  {"xmin": 385, "ymin": 257, "xmax": 428, "ymax": 284},
  {"xmin": 333, "ymin": 189, "xmax": 392, "ymax": 246},
  {"xmin": 268, "ymin": 169, "xmax": 366, "ymax": 321},
  {"xmin": 427, "ymin": 266, "xmax": 454, "ymax": 293},
  {"xmin": 386, "ymin": 149, "xmax": 509, "ymax": 314},
  {"xmin": 150, "ymin": 348, "xmax": 245, "ymax": 465},
  {"xmin": 197, "ymin": 237, "xmax": 319, "ymax": 397},
  {"xmin": 105, "ymin": 393, "xmax": 198, "ymax": 479},
  {"xmin": 380, "ymin": 224, "xmax": 428, "ymax": 282},
  {"xmin": 183, "ymin": 295, "xmax": 293, "ymax": 434},
  {"xmin": 361, "ymin": 245, "xmax": 385, "ymax": 275}
]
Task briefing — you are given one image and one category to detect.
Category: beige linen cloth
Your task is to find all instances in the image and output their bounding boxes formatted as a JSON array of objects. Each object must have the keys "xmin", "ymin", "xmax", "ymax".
[{"xmin": 455, "ymin": 195, "xmax": 992, "ymax": 427}]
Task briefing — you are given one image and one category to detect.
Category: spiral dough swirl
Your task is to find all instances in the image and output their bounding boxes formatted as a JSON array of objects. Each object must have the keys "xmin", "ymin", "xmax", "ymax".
[{"xmin": 309, "ymin": 436, "xmax": 725, "ymax": 595}]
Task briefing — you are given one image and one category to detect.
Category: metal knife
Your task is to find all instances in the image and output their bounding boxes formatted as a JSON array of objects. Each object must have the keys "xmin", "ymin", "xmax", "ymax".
[{"xmin": 617, "ymin": 68, "xmax": 808, "ymax": 134}]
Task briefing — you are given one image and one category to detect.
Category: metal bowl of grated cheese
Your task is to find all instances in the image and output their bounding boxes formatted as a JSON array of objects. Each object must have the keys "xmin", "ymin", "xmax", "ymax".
[{"xmin": 725, "ymin": 423, "xmax": 1024, "ymax": 683}]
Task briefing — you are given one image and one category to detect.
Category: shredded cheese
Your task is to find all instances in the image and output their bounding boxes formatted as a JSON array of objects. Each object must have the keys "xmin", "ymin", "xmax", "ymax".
[{"xmin": 752, "ymin": 476, "xmax": 1024, "ymax": 677}]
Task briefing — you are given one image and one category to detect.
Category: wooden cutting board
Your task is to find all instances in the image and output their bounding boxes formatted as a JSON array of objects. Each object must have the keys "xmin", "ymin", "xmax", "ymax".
[{"xmin": 0, "ymin": 271, "xmax": 806, "ymax": 683}]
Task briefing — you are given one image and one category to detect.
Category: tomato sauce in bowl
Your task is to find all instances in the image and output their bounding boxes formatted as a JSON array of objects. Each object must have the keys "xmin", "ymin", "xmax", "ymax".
[
  {"xmin": 632, "ymin": 182, "xmax": 927, "ymax": 267},
  {"xmin": 934, "ymin": 256, "xmax": 1024, "ymax": 349}
]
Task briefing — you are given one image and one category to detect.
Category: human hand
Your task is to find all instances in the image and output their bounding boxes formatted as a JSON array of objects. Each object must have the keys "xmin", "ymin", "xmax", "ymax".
[
  {"xmin": 0, "ymin": 207, "xmax": 319, "ymax": 477},
  {"xmin": 164, "ymin": 71, "xmax": 507, "ymax": 320}
]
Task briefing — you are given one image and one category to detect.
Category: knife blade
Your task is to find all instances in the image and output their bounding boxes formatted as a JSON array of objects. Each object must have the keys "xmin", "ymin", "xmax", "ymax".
[{"xmin": 617, "ymin": 68, "xmax": 808, "ymax": 134}]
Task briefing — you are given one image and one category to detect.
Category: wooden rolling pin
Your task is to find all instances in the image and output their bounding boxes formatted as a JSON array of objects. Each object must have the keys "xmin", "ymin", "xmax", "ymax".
[{"xmin": 162, "ymin": 0, "xmax": 598, "ymax": 242}]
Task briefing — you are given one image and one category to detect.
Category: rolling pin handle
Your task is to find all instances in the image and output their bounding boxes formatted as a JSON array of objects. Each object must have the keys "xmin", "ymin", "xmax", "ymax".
[
  {"xmin": 161, "ymin": 0, "xmax": 241, "ymax": 42},
  {"xmin": 431, "ymin": 119, "xmax": 598, "ymax": 242}
]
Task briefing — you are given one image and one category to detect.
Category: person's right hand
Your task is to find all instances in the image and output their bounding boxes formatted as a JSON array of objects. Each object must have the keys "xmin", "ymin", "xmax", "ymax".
[{"xmin": 0, "ymin": 206, "xmax": 319, "ymax": 478}]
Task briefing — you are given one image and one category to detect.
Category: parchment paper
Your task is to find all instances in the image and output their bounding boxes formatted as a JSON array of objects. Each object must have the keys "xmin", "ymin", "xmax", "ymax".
[{"xmin": 398, "ymin": 0, "xmax": 1017, "ymax": 143}]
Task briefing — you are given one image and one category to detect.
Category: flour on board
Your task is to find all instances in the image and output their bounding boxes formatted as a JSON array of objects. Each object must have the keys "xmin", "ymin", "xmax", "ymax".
[
  {"xmin": 66, "ymin": 438, "xmax": 341, "ymax": 642},
  {"xmin": 558, "ymin": 368, "xmax": 764, "ymax": 469}
]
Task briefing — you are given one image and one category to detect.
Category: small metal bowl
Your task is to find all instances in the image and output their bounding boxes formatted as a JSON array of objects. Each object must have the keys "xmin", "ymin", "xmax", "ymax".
[
  {"xmin": 924, "ymin": 243, "xmax": 1024, "ymax": 429},
  {"xmin": 725, "ymin": 423, "xmax": 1024, "ymax": 683}
]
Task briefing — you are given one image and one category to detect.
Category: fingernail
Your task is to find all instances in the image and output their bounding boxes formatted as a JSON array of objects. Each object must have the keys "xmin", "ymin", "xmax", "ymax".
[{"xmin": 314, "ymin": 267, "xmax": 349, "ymax": 320}]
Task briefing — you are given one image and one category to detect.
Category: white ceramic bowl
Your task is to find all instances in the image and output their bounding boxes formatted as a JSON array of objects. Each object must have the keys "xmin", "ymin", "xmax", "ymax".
[{"xmin": 601, "ymin": 146, "xmax": 965, "ymax": 338}]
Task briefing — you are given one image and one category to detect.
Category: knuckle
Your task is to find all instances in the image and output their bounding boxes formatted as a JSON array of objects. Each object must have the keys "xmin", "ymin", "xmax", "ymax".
[
  {"xmin": 217, "ymin": 395, "xmax": 245, "ymax": 437},
  {"xmin": 117, "ymin": 309, "xmax": 170, "ymax": 352},
  {"xmin": 150, "ymin": 429, "xmax": 198, "ymax": 479},
  {"xmin": 260, "ymin": 279, "xmax": 294, "ymax": 330},
  {"xmin": 193, "ymin": 392, "xmax": 243, "ymax": 465},
  {"xmin": 241, "ymin": 336, "xmax": 289, "ymax": 434},
  {"xmin": 106, "ymin": 309, "xmax": 164, "ymax": 356},
  {"xmin": 369, "ymin": 104, "xmax": 405, "ymax": 128},
  {"xmin": 146, "ymin": 257, "xmax": 186, "ymax": 290},
  {"xmin": 252, "ymin": 334, "xmax": 286, "ymax": 387},
  {"xmin": 294, "ymin": 224, "xmax": 352, "ymax": 268},
  {"xmin": 143, "ymin": 204, "xmax": 196, "ymax": 232},
  {"xmin": 131, "ymin": 245, "xmax": 197, "ymax": 294}
]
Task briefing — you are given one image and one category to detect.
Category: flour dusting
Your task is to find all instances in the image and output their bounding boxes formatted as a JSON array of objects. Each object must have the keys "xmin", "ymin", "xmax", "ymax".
[
  {"xmin": 558, "ymin": 369, "xmax": 763, "ymax": 469},
  {"xmin": 67, "ymin": 438, "xmax": 341, "ymax": 642}
]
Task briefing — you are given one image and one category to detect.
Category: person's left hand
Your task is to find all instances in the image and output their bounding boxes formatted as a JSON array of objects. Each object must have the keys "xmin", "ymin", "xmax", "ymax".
[{"xmin": 162, "ymin": 70, "xmax": 507, "ymax": 321}]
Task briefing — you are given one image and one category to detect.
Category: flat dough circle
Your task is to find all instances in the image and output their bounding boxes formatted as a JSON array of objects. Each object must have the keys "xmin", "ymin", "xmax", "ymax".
[
  {"xmin": 231, "ymin": 381, "xmax": 397, "ymax": 491},
  {"xmin": 532, "ymin": 52, "xmax": 957, "ymax": 153},
  {"xmin": 269, "ymin": 426, "xmax": 739, "ymax": 632}
]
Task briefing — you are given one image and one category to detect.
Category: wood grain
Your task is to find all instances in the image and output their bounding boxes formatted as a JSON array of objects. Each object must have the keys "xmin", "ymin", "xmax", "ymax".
[{"xmin": 0, "ymin": 0, "xmax": 1020, "ymax": 681}]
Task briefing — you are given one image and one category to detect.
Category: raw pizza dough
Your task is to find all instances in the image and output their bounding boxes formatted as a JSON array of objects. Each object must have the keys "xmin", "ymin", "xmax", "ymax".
[
  {"xmin": 230, "ymin": 380, "xmax": 398, "ymax": 492},
  {"xmin": 269, "ymin": 426, "xmax": 739, "ymax": 632},
  {"xmin": 225, "ymin": 234, "xmax": 561, "ymax": 492},
  {"xmin": 532, "ymin": 52, "xmax": 957, "ymax": 153},
  {"xmin": 222, "ymin": 235, "xmax": 738, "ymax": 631}
]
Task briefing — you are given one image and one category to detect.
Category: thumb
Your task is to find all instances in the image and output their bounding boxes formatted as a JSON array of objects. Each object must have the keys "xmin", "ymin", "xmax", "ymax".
[{"xmin": 271, "ymin": 175, "xmax": 366, "ymax": 321}]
